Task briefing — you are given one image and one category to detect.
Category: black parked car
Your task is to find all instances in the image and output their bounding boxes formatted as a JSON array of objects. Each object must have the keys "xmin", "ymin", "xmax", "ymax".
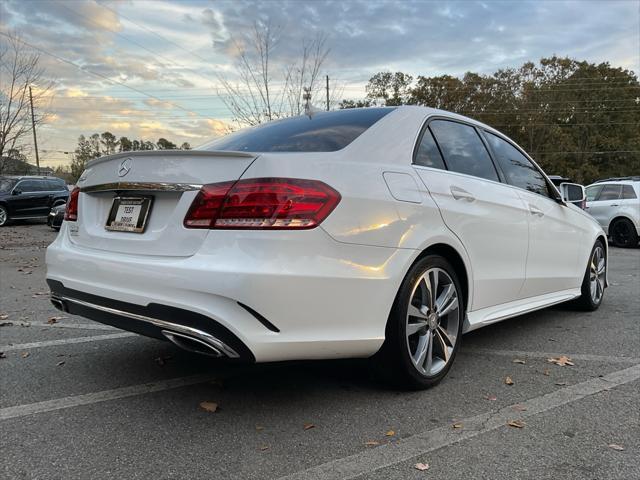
[
  {"xmin": 0, "ymin": 176, "xmax": 69, "ymax": 227},
  {"xmin": 47, "ymin": 203, "xmax": 66, "ymax": 231}
]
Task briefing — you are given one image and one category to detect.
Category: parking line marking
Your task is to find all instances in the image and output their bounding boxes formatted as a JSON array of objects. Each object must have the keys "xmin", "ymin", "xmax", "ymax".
[
  {"xmin": 463, "ymin": 347, "xmax": 640, "ymax": 364},
  {"xmin": 277, "ymin": 363, "xmax": 640, "ymax": 480},
  {"xmin": 32, "ymin": 322, "xmax": 119, "ymax": 331},
  {"xmin": 0, "ymin": 374, "xmax": 213, "ymax": 421},
  {"xmin": 0, "ymin": 332, "xmax": 136, "ymax": 352}
]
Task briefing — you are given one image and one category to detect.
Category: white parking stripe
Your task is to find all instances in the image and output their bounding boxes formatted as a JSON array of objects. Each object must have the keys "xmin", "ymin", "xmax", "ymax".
[
  {"xmin": 0, "ymin": 332, "xmax": 136, "ymax": 352},
  {"xmin": 0, "ymin": 374, "xmax": 213, "ymax": 421},
  {"xmin": 277, "ymin": 363, "xmax": 640, "ymax": 480},
  {"xmin": 34, "ymin": 322, "xmax": 119, "ymax": 331},
  {"xmin": 463, "ymin": 347, "xmax": 640, "ymax": 364}
]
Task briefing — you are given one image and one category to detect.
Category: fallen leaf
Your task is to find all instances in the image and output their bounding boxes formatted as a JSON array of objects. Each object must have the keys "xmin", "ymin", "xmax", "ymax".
[
  {"xmin": 364, "ymin": 441, "xmax": 380, "ymax": 446},
  {"xmin": 414, "ymin": 463, "xmax": 430, "ymax": 471},
  {"xmin": 452, "ymin": 422, "xmax": 463, "ymax": 429},
  {"xmin": 512, "ymin": 404, "xmax": 527, "ymax": 412},
  {"xmin": 21, "ymin": 352, "xmax": 30, "ymax": 358},
  {"xmin": 0, "ymin": 321, "xmax": 14, "ymax": 327},
  {"xmin": 608, "ymin": 443, "xmax": 625, "ymax": 451},
  {"xmin": 303, "ymin": 423, "xmax": 315, "ymax": 430},
  {"xmin": 260, "ymin": 445, "xmax": 270, "ymax": 451},
  {"xmin": 47, "ymin": 316, "xmax": 65, "ymax": 324},
  {"xmin": 555, "ymin": 381, "xmax": 568, "ymax": 386},
  {"xmin": 547, "ymin": 355, "xmax": 574, "ymax": 367},
  {"xmin": 0, "ymin": 314, "xmax": 8, "ymax": 320},
  {"xmin": 512, "ymin": 359, "xmax": 526, "ymax": 364},
  {"xmin": 56, "ymin": 361, "xmax": 65, "ymax": 366},
  {"xmin": 199, "ymin": 401, "xmax": 218, "ymax": 413},
  {"xmin": 485, "ymin": 395, "xmax": 497, "ymax": 401},
  {"xmin": 255, "ymin": 425, "xmax": 264, "ymax": 431},
  {"xmin": 543, "ymin": 369, "xmax": 551, "ymax": 376},
  {"xmin": 507, "ymin": 420, "xmax": 526, "ymax": 428},
  {"xmin": 505, "ymin": 376, "xmax": 514, "ymax": 385},
  {"xmin": 385, "ymin": 430, "xmax": 395, "ymax": 437},
  {"xmin": 0, "ymin": 352, "xmax": 6, "ymax": 359}
]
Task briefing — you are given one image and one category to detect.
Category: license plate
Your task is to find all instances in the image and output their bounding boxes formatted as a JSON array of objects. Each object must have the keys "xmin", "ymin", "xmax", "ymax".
[{"xmin": 105, "ymin": 196, "xmax": 153, "ymax": 233}]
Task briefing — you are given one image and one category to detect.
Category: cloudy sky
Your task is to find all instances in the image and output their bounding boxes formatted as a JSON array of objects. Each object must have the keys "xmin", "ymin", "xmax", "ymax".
[{"xmin": 2, "ymin": 0, "xmax": 638, "ymax": 167}]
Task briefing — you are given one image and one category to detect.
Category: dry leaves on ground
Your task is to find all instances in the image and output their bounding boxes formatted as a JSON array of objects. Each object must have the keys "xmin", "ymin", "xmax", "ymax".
[
  {"xmin": 547, "ymin": 355, "xmax": 574, "ymax": 366},
  {"xmin": 260, "ymin": 445, "xmax": 270, "ymax": 451},
  {"xmin": 414, "ymin": 463, "xmax": 430, "ymax": 471},
  {"xmin": 555, "ymin": 381, "xmax": 568, "ymax": 386},
  {"xmin": 485, "ymin": 394, "xmax": 497, "ymax": 401},
  {"xmin": 199, "ymin": 401, "xmax": 218, "ymax": 413},
  {"xmin": 0, "ymin": 322, "xmax": 13, "ymax": 327},
  {"xmin": 512, "ymin": 404, "xmax": 527, "ymax": 412},
  {"xmin": 56, "ymin": 361, "xmax": 65, "ymax": 366},
  {"xmin": 0, "ymin": 314, "xmax": 8, "ymax": 320},
  {"xmin": 0, "ymin": 352, "xmax": 6, "ymax": 359},
  {"xmin": 385, "ymin": 430, "xmax": 395, "ymax": 437},
  {"xmin": 512, "ymin": 359, "xmax": 526, "ymax": 364},
  {"xmin": 608, "ymin": 444, "xmax": 625, "ymax": 451},
  {"xmin": 47, "ymin": 316, "xmax": 66, "ymax": 324},
  {"xmin": 505, "ymin": 376, "xmax": 514, "ymax": 385},
  {"xmin": 255, "ymin": 425, "xmax": 264, "ymax": 431},
  {"xmin": 364, "ymin": 441, "xmax": 380, "ymax": 446},
  {"xmin": 543, "ymin": 369, "xmax": 551, "ymax": 376},
  {"xmin": 507, "ymin": 420, "xmax": 526, "ymax": 428},
  {"xmin": 21, "ymin": 352, "xmax": 30, "ymax": 358},
  {"xmin": 303, "ymin": 423, "xmax": 315, "ymax": 430},
  {"xmin": 452, "ymin": 422, "xmax": 463, "ymax": 429}
]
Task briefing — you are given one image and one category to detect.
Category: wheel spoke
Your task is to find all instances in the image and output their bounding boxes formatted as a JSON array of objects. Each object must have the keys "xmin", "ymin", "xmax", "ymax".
[
  {"xmin": 435, "ymin": 329, "xmax": 450, "ymax": 363},
  {"xmin": 424, "ymin": 330, "xmax": 433, "ymax": 373},
  {"xmin": 437, "ymin": 325, "xmax": 454, "ymax": 348},
  {"xmin": 437, "ymin": 289, "xmax": 458, "ymax": 317},
  {"xmin": 428, "ymin": 271, "xmax": 439, "ymax": 310},
  {"xmin": 597, "ymin": 259, "xmax": 605, "ymax": 275},
  {"xmin": 407, "ymin": 320, "xmax": 428, "ymax": 336},
  {"xmin": 414, "ymin": 332, "xmax": 429, "ymax": 368},
  {"xmin": 408, "ymin": 304, "xmax": 429, "ymax": 320}
]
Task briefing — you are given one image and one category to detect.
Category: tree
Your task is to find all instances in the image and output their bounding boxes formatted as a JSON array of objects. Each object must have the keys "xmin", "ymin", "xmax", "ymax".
[
  {"xmin": 157, "ymin": 138, "xmax": 177, "ymax": 150},
  {"xmin": 217, "ymin": 22, "xmax": 335, "ymax": 126},
  {"xmin": 0, "ymin": 33, "xmax": 53, "ymax": 159},
  {"xmin": 366, "ymin": 72, "xmax": 413, "ymax": 106},
  {"xmin": 100, "ymin": 132, "xmax": 118, "ymax": 155}
]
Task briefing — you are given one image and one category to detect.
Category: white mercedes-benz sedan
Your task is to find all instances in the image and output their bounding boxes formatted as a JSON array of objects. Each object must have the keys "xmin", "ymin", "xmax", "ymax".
[{"xmin": 46, "ymin": 106, "xmax": 607, "ymax": 389}]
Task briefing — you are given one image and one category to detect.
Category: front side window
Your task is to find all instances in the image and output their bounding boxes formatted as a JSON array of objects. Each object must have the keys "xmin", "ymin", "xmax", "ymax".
[
  {"xmin": 200, "ymin": 108, "xmax": 395, "ymax": 153},
  {"xmin": 485, "ymin": 132, "xmax": 550, "ymax": 198},
  {"xmin": 586, "ymin": 185, "xmax": 603, "ymax": 202},
  {"xmin": 429, "ymin": 120, "xmax": 499, "ymax": 182},
  {"xmin": 622, "ymin": 185, "xmax": 637, "ymax": 199},
  {"xmin": 414, "ymin": 128, "xmax": 446, "ymax": 170},
  {"xmin": 597, "ymin": 184, "xmax": 622, "ymax": 201}
]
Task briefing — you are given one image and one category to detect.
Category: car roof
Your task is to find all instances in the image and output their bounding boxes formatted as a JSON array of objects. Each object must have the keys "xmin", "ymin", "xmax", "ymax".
[
  {"xmin": 0, "ymin": 175, "xmax": 63, "ymax": 180},
  {"xmin": 591, "ymin": 176, "xmax": 640, "ymax": 184}
]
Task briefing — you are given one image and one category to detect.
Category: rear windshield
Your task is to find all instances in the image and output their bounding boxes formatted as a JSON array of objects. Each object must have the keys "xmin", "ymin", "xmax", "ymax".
[{"xmin": 200, "ymin": 108, "xmax": 395, "ymax": 153}]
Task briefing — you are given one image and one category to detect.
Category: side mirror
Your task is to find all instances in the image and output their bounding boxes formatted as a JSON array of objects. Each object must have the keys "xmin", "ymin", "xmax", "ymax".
[
  {"xmin": 559, "ymin": 183, "xmax": 586, "ymax": 204},
  {"xmin": 12, "ymin": 188, "xmax": 22, "ymax": 195}
]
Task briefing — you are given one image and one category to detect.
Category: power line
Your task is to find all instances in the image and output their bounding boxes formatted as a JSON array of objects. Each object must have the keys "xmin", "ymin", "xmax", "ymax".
[{"xmin": 0, "ymin": 31, "xmax": 214, "ymax": 121}]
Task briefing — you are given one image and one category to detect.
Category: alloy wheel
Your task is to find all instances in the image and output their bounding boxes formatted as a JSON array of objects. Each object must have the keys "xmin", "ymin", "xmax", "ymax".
[
  {"xmin": 406, "ymin": 268, "xmax": 460, "ymax": 377},
  {"xmin": 0, "ymin": 207, "xmax": 7, "ymax": 226},
  {"xmin": 612, "ymin": 221, "xmax": 632, "ymax": 247},
  {"xmin": 589, "ymin": 245, "xmax": 606, "ymax": 304}
]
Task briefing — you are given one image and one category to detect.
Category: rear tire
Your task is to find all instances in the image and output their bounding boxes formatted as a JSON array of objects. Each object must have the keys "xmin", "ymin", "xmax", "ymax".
[
  {"xmin": 572, "ymin": 240, "xmax": 606, "ymax": 311},
  {"xmin": 609, "ymin": 218, "xmax": 638, "ymax": 248},
  {"xmin": 0, "ymin": 205, "xmax": 9, "ymax": 227},
  {"xmin": 371, "ymin": 255, "xmax": 464, "ymax": 390}
]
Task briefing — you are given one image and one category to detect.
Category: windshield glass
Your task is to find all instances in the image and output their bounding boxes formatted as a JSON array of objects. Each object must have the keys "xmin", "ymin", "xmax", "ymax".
[
  {"xmin": 0, "ymin": 178, "xmax": 16, "ymax": 192},
  {"xmin": 199, "ymin": 108, "xmax": 395, "ymax": 153}
]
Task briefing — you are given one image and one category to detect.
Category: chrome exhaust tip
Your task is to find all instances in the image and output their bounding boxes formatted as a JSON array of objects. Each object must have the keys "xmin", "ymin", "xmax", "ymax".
[{"xmin": 161, "ymin": 330, "xmax": 227, "ymax": 358}]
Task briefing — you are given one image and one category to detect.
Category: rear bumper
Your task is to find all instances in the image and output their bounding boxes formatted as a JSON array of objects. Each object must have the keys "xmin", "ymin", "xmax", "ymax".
[{"xmin": 46, "ymin": 224, "xmax": 418, "ymax": 362}]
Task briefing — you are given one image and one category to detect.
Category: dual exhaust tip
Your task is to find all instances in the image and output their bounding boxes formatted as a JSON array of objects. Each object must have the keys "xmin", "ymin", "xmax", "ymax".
[{"xmin": 161, "ymin": 330, "xmax": 226, "ymax": 357}]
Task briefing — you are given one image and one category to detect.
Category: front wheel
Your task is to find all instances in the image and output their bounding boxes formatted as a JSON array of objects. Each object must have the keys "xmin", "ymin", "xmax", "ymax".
[
  {"xmin": 371, "ymin": 255, "xmax": 464, "ymax": 390},
  {"xmin": 610, "ymin": 218, "xmax": 638, "ymax": 248}
]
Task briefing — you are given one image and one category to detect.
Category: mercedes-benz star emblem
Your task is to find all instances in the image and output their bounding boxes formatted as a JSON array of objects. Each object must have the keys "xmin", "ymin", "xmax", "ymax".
[{"xmin": 118, "ymin": 158, "xmax": 132, "ymax": 177}]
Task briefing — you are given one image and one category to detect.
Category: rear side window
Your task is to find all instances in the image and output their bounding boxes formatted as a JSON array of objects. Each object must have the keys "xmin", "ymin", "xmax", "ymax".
[
  {"xmin": 597, "ymin": 184, "xmax": 622, "ymax": 201},
  {"xmin": 414, "ymin": 128, "xmax": 446, "ymax": 170},
  {"xmin": 200, "ymin": 108, "xmax": 395, "ymax": 153},
  {"xmin": 622, "ymin": 185, "xmax": 637, "ymax": 199},
  {"xmin": 429, "ymin": 120, "xmax": 499, "ymax": 182},
  {"xmin": 485, "ymin": 133, "xmax": 550, "ymax": 198},
  {"xmin": 45, "ymin": 179, "xmax": 66, "ymax": 191},
  {"xmin": 16, "ymin": 180, "xmax": 39, "ymax": 192},
  {"xmin": 586, "ymin": 185, "xmax": 603, "ymax": 201}
]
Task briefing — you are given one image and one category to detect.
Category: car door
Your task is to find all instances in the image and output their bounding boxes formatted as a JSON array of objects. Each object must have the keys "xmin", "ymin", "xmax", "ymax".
[
  {"xmin": 12, "ymin": 180, "xmax": 51, "ymax": 217},
  {"xmin": 413, "ymin": 119, "xmax": 530, "ymax": 311},
  {"xmin": 585, "ymin": 184, "xmax": 622, "ymax": 232},
  {"xmin": 483, "ymin": 131, "xmax": 584, "ymax": 297}
]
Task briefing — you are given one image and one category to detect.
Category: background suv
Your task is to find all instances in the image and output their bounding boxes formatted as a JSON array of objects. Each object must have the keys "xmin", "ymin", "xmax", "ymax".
[
  {"xmin": 0, "ymin": 176, "xmax": 69, "ymax": 227},
  {"xmin": 585, "ymin": 177, "xmax": 640, "ymax": 248}
]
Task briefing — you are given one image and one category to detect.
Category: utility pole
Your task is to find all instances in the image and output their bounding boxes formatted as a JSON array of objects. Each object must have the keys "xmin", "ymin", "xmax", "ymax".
[
  {"xmin": 325, "ymin": 75, "xmax": 330, "ymax": 111},
  {"xmin": 28, "ymin": 85, "xmax": 41, "ymax": 175}
]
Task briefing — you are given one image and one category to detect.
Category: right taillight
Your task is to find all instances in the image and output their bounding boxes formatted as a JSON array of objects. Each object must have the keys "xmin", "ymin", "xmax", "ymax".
[
  {"xmin": 184, "ymin": 178, "xmax": 341, "ymax": 230},
  {"xmin": 65, "ymin": 187, "xmax": 80, "ymax": 221}
]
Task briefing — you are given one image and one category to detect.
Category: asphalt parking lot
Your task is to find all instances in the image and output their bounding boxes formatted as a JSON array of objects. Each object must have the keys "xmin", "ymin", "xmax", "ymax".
[{"xmin": 1, "ymin": 222, "xmax": 639, "ymax": 480}]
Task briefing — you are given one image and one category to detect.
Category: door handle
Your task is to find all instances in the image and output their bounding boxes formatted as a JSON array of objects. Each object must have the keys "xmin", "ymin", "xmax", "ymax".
[
  {"xmin": 529, "ymin": 204, "xmax": 544, "ymax": 217},
  {"xmin": 450, "ymin": 186, "xmax": 475, "ymax": 202}
]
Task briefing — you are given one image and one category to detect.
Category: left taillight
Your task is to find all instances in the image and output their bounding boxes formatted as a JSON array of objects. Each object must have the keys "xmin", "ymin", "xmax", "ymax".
[
  {"xmin": 64, "ymin": 187, "xmax": 80, "ymax": 221},
  {"xmin": 184, "ymin": 178, "xmax": 341, "ymax": 230}
]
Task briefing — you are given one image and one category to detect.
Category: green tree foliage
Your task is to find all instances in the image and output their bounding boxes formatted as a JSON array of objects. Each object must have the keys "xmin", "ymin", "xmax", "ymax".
[
  {"xmin": 342, "ymin": 57, "xmax": 639, "ymax": 183},
  {"xmin": 69, "ymin": 132, "xmax": 190, "ymax": 182}
]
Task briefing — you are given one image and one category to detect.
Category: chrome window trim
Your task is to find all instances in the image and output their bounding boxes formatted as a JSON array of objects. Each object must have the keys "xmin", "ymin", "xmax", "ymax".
[{"xmin": 80, "ymin": 182, "xmax": 203, "ymax": 193}]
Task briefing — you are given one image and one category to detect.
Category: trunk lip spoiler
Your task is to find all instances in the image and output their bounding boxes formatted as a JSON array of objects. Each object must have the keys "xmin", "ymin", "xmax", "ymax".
[
  {"xmin": 85, "ymin": 149, "xmax": 256, "ymax": 169},
  {"xmin": 81, "ymin": 182, "xmax": 203, "ymax": 193}
]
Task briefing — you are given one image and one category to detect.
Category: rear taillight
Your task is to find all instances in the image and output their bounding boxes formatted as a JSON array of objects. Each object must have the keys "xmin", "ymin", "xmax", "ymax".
[
  {"xmin": 184, "ymin": 178, "xmax": 341, "ymax": 230},
  {"xmin": 64, "ymin": 187, "xmax": 80, "ymax": 221}
]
